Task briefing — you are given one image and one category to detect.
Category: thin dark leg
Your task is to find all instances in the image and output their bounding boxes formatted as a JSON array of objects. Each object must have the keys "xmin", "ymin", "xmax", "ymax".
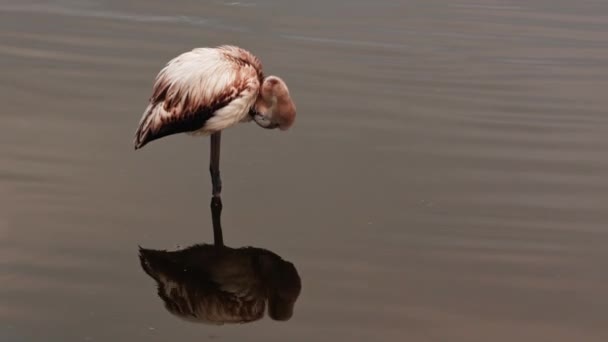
[
  {"xmin": 210, "ymin": 132, "xmax": 222, "ymax": 196},
  {"xmin": 209, "ymin": 132, "xmax": 223, "ymax": 246}
]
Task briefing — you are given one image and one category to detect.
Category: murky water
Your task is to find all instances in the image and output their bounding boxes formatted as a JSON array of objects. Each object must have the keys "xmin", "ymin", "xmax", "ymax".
[{"xmin": 2, "ymin": 0, "xmax": 608, "ymax": 341}]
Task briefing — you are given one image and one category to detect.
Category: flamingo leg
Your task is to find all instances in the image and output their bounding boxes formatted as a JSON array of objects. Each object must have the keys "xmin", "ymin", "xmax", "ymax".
[
  {"xmin": 210, "ymin": 132, "xmax": 222, "ymax": 196},
  {"xmin": 210, "ymin": 132, "xmax": 224, "ymax": 246}
]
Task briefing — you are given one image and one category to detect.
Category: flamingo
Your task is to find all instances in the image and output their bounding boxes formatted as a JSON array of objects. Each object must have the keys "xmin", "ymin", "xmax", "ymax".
[{"xmin": 133, "ymin": 45, "xmax": 296, "ymax": 216}]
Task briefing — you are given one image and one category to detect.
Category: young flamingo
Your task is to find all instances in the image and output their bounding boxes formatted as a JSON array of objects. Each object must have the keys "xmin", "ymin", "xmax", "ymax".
[{"xmin": 133, "ymin": 45, "xmax": 296, "ymax": 226}]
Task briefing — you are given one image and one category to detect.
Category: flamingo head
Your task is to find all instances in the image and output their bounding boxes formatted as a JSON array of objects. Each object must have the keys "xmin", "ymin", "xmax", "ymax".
[{"xmin": 252, "ymin": 76, "xmax": 296, "ymax": 130}]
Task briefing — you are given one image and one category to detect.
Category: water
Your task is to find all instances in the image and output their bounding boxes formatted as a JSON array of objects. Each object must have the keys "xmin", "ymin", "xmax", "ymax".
[{"xmin": 2, "ymin": 0, "xmax": 608, "ymax": 341}]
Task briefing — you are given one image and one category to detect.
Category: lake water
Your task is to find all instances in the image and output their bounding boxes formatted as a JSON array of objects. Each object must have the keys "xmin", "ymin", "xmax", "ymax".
[{"xmin": 2, "ymin": 1, "xmax": 608, "ymax": 341}]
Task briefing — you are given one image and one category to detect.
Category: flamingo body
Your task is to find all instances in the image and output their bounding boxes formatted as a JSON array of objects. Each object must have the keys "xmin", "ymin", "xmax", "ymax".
[{"xmin": 134, "ymin": 45, "xmax": 294, "ymax": 150}]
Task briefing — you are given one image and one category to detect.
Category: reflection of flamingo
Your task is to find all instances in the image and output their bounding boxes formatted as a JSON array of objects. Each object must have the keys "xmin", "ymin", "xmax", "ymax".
[
  {"xmin": 138, "ymin": 183, "xmax": 302, "ymax": 324},
  {"xmin": 139, "ymin": 244, "xmax": 301, "ymax": 324},
  {"xmin": 133, "ymin": 45, "xmax": 296, "ymax": 214}
]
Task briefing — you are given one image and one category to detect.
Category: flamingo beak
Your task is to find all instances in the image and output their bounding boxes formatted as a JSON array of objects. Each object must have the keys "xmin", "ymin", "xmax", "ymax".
[{"xmin": 253, "ymin": 113, "xmax": 279, "ymax": 129}]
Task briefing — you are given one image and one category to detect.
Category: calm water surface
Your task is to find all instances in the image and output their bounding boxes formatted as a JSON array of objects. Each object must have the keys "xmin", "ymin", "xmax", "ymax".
[{"xmin": 2, "ymin": 0, "xmax": 608, "ymax": 341}]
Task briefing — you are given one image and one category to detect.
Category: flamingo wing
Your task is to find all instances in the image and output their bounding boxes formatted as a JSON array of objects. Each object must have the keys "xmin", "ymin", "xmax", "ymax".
[{"xmin": 134, "ymin": 46, "xmax": 263, "ymax": 149}]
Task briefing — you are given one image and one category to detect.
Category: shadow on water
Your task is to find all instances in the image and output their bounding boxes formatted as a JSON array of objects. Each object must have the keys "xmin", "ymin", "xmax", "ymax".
[{"xmin": 137, "ymin": 198, "xmax": 302, "ymax": 325}]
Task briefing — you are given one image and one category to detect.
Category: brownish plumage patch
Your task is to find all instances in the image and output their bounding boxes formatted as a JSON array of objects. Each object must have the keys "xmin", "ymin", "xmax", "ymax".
[{"xmin": 217, "ymin": 45, "xmax": 264, "ymax": 84}]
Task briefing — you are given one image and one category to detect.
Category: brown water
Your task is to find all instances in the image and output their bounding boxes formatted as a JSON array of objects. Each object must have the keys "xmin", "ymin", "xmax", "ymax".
[{"xmin": 2, "ymin": 0, "xmax": 608, "ymax": 341}]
